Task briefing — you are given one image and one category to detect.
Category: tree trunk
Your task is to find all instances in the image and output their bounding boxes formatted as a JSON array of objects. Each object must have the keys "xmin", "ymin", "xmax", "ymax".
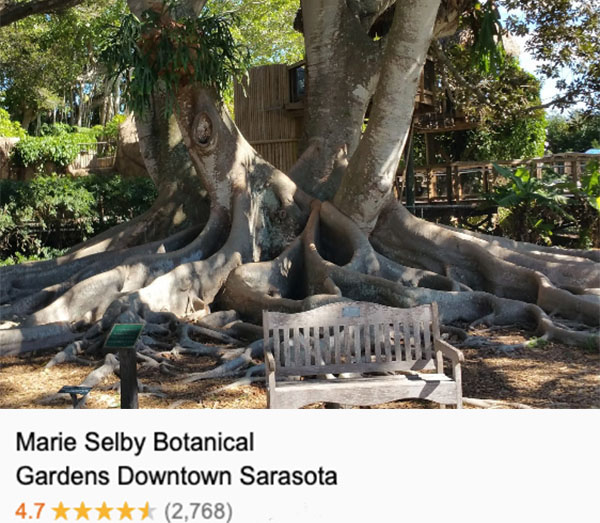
[
  {"xmin": 291, "ymin": 0, "xmax": 382, "ymax": 200},
  {"xmin": 334, "ymin": 0, "xmax": 441, "ymax": 231},
  {"xmin": 1, "ymin": 0, "xmax": 598, "ymax": 363}
]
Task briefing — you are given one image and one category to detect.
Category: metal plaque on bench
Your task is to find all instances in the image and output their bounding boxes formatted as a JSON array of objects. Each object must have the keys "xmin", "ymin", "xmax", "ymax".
[
  {"xmin": 104, "ymin": 323, "xmax": 144, "ymax": 349},
  {"xmin": 342, "ymin": 306, "xmax": 361, "ymax": 318}
]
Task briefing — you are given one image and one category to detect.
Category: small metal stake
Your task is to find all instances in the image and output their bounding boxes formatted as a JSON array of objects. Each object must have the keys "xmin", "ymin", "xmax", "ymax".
[{"xmin": 119, "ymin": 346, "xmax": 138, "ymax": 409}]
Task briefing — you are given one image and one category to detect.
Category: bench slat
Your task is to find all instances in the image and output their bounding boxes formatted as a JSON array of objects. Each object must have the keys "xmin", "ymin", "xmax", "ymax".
[
  {"xmin": 373, "ymin": 323, "xmax": 384, "ymax": 363},
  {"xmin": 273, "ymin": 359, "xmax": 436, "ymax": 377},
  {"xmin": 303, "ymin": 326, "xmax": 311, "ymax": 366},
  {"xmin": 413, "ymin": 317, "xmax": 422, "ymax": 361},
  {"xmin": 393, "ymin": 322, "xmax": 401, "ymax": 362},
  {"xmin": 422, "ymin": 318, "xmax": 432, "ymax": 361},
  {"xmin": 283, "ymin": 326, "xmax": 290, "ymax": 368},
  {"xmin": 364, "ymin": 323, "xmax": 371, "ymax": 363},
  {"xmin": 273, "ymin": 327, "xmax": 281, "ymax": 366},
  {"xmin": 402, "ymin": 319, "xmax": 411, "ymax": 361},
  {"xmin": 353, "ymin": 325, "xmax": 361, "ymax": 364},
  {"xmin": 333, "ymin": 324, "xmax": 341, "ymax": 364},
  {"xmin": 383, "ymin": 323, "xmax": 392, "ymax": 362}
]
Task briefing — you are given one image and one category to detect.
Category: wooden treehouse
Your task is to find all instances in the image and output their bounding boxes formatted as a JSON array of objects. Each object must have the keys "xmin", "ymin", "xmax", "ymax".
[
  {"xmin": 233, "ymin": 58, "xmax": 471, "ymax": 175},
  {"xmin": 234, "ymin": 61, "xmax": 597, "ymax": 225}
]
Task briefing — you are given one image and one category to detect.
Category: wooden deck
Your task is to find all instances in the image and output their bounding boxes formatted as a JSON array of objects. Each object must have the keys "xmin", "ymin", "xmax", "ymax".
[{"xmin": 398, "ymin": 153, "xmax": 599, "ymax": 219}]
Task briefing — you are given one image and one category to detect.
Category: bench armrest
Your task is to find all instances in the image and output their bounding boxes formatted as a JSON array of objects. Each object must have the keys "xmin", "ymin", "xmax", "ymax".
[
  {"xmin": 264, "ymin": 350, "xmax": 276, "ymax": 390},
  {"xmin": 434, "ymin": 338, "xmax": 464, "ymax": 364}
]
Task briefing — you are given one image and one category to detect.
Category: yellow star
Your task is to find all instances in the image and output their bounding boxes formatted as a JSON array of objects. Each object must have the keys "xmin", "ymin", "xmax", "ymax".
[
  {"xmin": 96, "ymin": 502, "xmax": 113, "ymax": 520},
  {"xmin": 52, "ymin": 502, "xmax": 69, "ymax": 520},
  {"xmin": 118, "ymin": 502, "xmax": 135, "ymax": 520},
  {"xmin": 139, "ymin": 502, "xmax": 151, "ymax": 520},
  {"xmin": 75, "ymin": 502, "xmax": 91, "ymax": 520}
]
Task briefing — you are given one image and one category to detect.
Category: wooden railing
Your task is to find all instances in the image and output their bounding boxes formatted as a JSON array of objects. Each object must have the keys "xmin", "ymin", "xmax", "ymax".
[
  {"xmin": 399, "ymin": 153, "xmax": 599, "ymax": 207},
  {"xmin": 70, "ymin": 142, "xmax": 116, "ymax": 172}
]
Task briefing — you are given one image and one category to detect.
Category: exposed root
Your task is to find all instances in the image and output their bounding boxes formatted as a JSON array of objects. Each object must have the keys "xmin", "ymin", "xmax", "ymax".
[
  {"xmin": 81, "ymin": 353, "xmax": 120, "ymax": 388},
  {"xmin": 40, "ymin": 353, "xmax": 120, "ymax": 408},
  {"xmin": 372, "ymin": 201, "xmax": 599, "ymax": 299},
  {"xmin": 223, "ymin": 200, "xmax": 599, "ymax": 350},
  {"xmin": 45, "ymin": 340, "xmax": 94, "ymax": 368},
  {"xmin": 0, "ymin": 322, "xmax": 80, "ymax": 356},
  {"xmin": 0, "ymin": 223, "xmax": 202, "ymax": 309},
  {"xmin": 181, "ymin": 348, "xmax": 254, "ymax": 383},
  {"xmin": 180, "ymin": 323, "xmax": 244, "ymax": 346}
]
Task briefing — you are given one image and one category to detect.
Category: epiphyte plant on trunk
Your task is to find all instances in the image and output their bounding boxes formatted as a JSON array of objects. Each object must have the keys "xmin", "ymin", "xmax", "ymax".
[{"xmin": 1, "ymin": 0, "xmax": 598, "ymax": 388}]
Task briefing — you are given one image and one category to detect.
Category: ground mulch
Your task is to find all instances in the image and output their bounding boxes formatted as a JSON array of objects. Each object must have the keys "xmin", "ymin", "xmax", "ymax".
[{"xmin": 0, "ymin": 327, "xmax": 598, "ymax": 409}]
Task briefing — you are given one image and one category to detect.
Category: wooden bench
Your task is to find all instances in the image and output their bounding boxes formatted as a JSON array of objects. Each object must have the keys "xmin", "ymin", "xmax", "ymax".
[{"xmin": 263, "ymin": 301, "xmax": 464, "ymax": 409}]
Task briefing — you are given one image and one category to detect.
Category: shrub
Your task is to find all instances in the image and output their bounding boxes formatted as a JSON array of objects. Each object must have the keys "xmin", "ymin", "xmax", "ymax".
[
  {"xmin": 0, "ymin": 108, "xmax": 26, "ymax": 138},
  {"xmin": 0, "ymin": 173, "xmax": 156, "ymax": 261},
  {"xmin": 11, "ymin": 134, "xmax": 84, "ymax": 168},
  {"xmin": 103, "ymin": 114, "xmax": 127, "ymax": 141},
  {"xmin": 490, "ymin": 162, "xmax": 599, "ymax": 247}
]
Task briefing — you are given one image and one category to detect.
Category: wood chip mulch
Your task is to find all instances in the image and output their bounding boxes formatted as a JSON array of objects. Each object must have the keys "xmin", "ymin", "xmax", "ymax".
[{"xmin": 0, "ymin": 328, "xmax": 598, "ymax": 409}]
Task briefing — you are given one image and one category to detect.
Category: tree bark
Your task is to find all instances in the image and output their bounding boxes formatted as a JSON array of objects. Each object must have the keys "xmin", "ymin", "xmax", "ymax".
[
  {"xmin": 292, "ymin": 0, "xmax": 383, "ymax": 200},
  {"xmin": 334, "ymin": 0, "xmax": 441, "ymax": 231}
]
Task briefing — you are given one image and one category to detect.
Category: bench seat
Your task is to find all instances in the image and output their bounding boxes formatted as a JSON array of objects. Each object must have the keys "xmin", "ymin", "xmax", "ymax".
[
  {"xmin": 267, "ymin": 373, "xmax": 456, "ymax": 409},
  {"xmin": 263, "ymin": 301, "xmax": 464, "ymax": 409}
]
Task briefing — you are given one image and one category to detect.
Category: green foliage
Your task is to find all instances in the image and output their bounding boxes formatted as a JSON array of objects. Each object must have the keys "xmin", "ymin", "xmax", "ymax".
[
  {"xmin": 103, "ymin": 3, "xmax": 249, "ymax": 116},
  {"xmin": 556, "ymin": 161, "xmax": 600, "ymax": 248},
  {"xmin": 0, "ymin": 1, "xmax": 128, "ymax": 127},
  {"xmin": 39, "ymin": 122, "xmax": 75, "ymax": 136},
  {"xmin": 491, "ymin": 163, "xmax": 572, "ymax": 244},
  {"xmin": 208, "ymin": 0, "xmax": 304, "ymax": 66},
  {"xmin": 0, "ymin": 173, "xmax": 157, "ymax": 262},
  {"xmin": 546, "ymin": 112, "xmax": 600, "ymax": 154},
  {"xmin": 9, "ymin": 120, "xmax": 124, "ymax": 169},
  {"xmin": 490, "ymin": 162, "xmax": 599, "ymax": 247},
  {"xmin": 80, "ymin": 173, "xmax": 157, "ymax": 223},
  {"xmin": 463, "ymin": 111, "xmax": 546, "ymax": 162},
  {"xmin": 12, "ymin": 134, "xmax": 84, "ymax": 168},
  {"xmin": 0, "ymin": 108, "xmax": 26, "ymax": 138},
  {"xmin": 502, "ymin": 0, "xmax": 599, "ymax": 112},
  {"xmin": 469, "ymin": 1, "xmax": 505, "ymax": 75},
  {"xmin": 525, "ymin": 337, "xmax": 548, "ymax": 349},
  {"xmin": 103, "ymin": 114, "xmax": 127, "ymax": 141},
  {"xmin": 431, "ymin": 41, "xmax": 546, "ymax": 164}
]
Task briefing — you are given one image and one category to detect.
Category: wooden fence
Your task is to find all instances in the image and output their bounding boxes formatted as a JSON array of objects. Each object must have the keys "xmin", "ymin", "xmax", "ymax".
[
  {"xmin": 70, "ymin": 142, "xmax": 116, "ymax": 172},
  {"xmin": 234, "ymin": 65, "xmax": 302, "ymax": 173}
]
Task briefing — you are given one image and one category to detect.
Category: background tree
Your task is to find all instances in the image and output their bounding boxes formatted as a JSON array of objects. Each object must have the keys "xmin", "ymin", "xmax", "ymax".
[
  {"xmin": 0, "ymin": 0, "xmax": 127, "ymax": 132},
  {"xmin": 0, "ymin": 0, "xmax": 85, "ymax": 27},
  {"xmin": 1, "ymin": 0, "xmax": 598, "ymax": 371},
  {"xmin": 546, "ymin": 112, "xmax": 600, "ymax": 154},
  {"xmin": 502, "ymin": 0, "xmax": 600, "ymax": 113}
]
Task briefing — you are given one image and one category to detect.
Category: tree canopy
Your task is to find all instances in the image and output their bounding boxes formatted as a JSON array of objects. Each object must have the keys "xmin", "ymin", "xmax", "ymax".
[
  {"xmin": 0, "ymin": 0, "xmax": 127, "ymax": 130},
  {"xmin": 502, "ymin": 0, "xmax": 599, "ymax": 113},
  {"xmin": 546, "ymin": 112, "xmax": 600, "ymax": 154}
]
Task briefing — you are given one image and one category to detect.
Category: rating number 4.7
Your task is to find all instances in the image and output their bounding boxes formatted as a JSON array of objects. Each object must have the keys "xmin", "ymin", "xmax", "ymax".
[{"xmin": 16, "ymin": 503, "xmax": 45, "ymax": 520}]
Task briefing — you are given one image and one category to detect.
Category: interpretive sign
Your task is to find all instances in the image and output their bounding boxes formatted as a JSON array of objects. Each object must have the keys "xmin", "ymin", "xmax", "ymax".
[{"xmin": 104, "ymin": 323, "xmax": 144, "ymax": 349}]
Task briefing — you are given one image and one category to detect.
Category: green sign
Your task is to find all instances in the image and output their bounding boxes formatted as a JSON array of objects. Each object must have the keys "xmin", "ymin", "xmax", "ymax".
[
  {"xmin": 58, "ymin": 386, "xmax": 91, "ymax": 395},
  {"xmin": 104, "ymin": 323, "xmax": 144, "ymax": 349}
]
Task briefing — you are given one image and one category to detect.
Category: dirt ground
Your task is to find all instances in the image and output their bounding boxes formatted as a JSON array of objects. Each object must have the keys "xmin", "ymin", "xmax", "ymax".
[{"xmin": 0, "ymin": 327, "xmax": 598, "ymax": 409}]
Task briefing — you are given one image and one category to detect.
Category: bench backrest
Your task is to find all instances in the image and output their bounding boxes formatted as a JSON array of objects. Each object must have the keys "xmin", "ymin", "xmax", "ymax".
[{"xmin": 263, "ymin": 301, "xmax": 440, "ymax": 377}]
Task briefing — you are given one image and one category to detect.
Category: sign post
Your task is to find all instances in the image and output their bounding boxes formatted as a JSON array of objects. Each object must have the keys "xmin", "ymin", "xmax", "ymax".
[{"xmin": 104, "ymin": 323, "xmax": 145, "ymax": 409}]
